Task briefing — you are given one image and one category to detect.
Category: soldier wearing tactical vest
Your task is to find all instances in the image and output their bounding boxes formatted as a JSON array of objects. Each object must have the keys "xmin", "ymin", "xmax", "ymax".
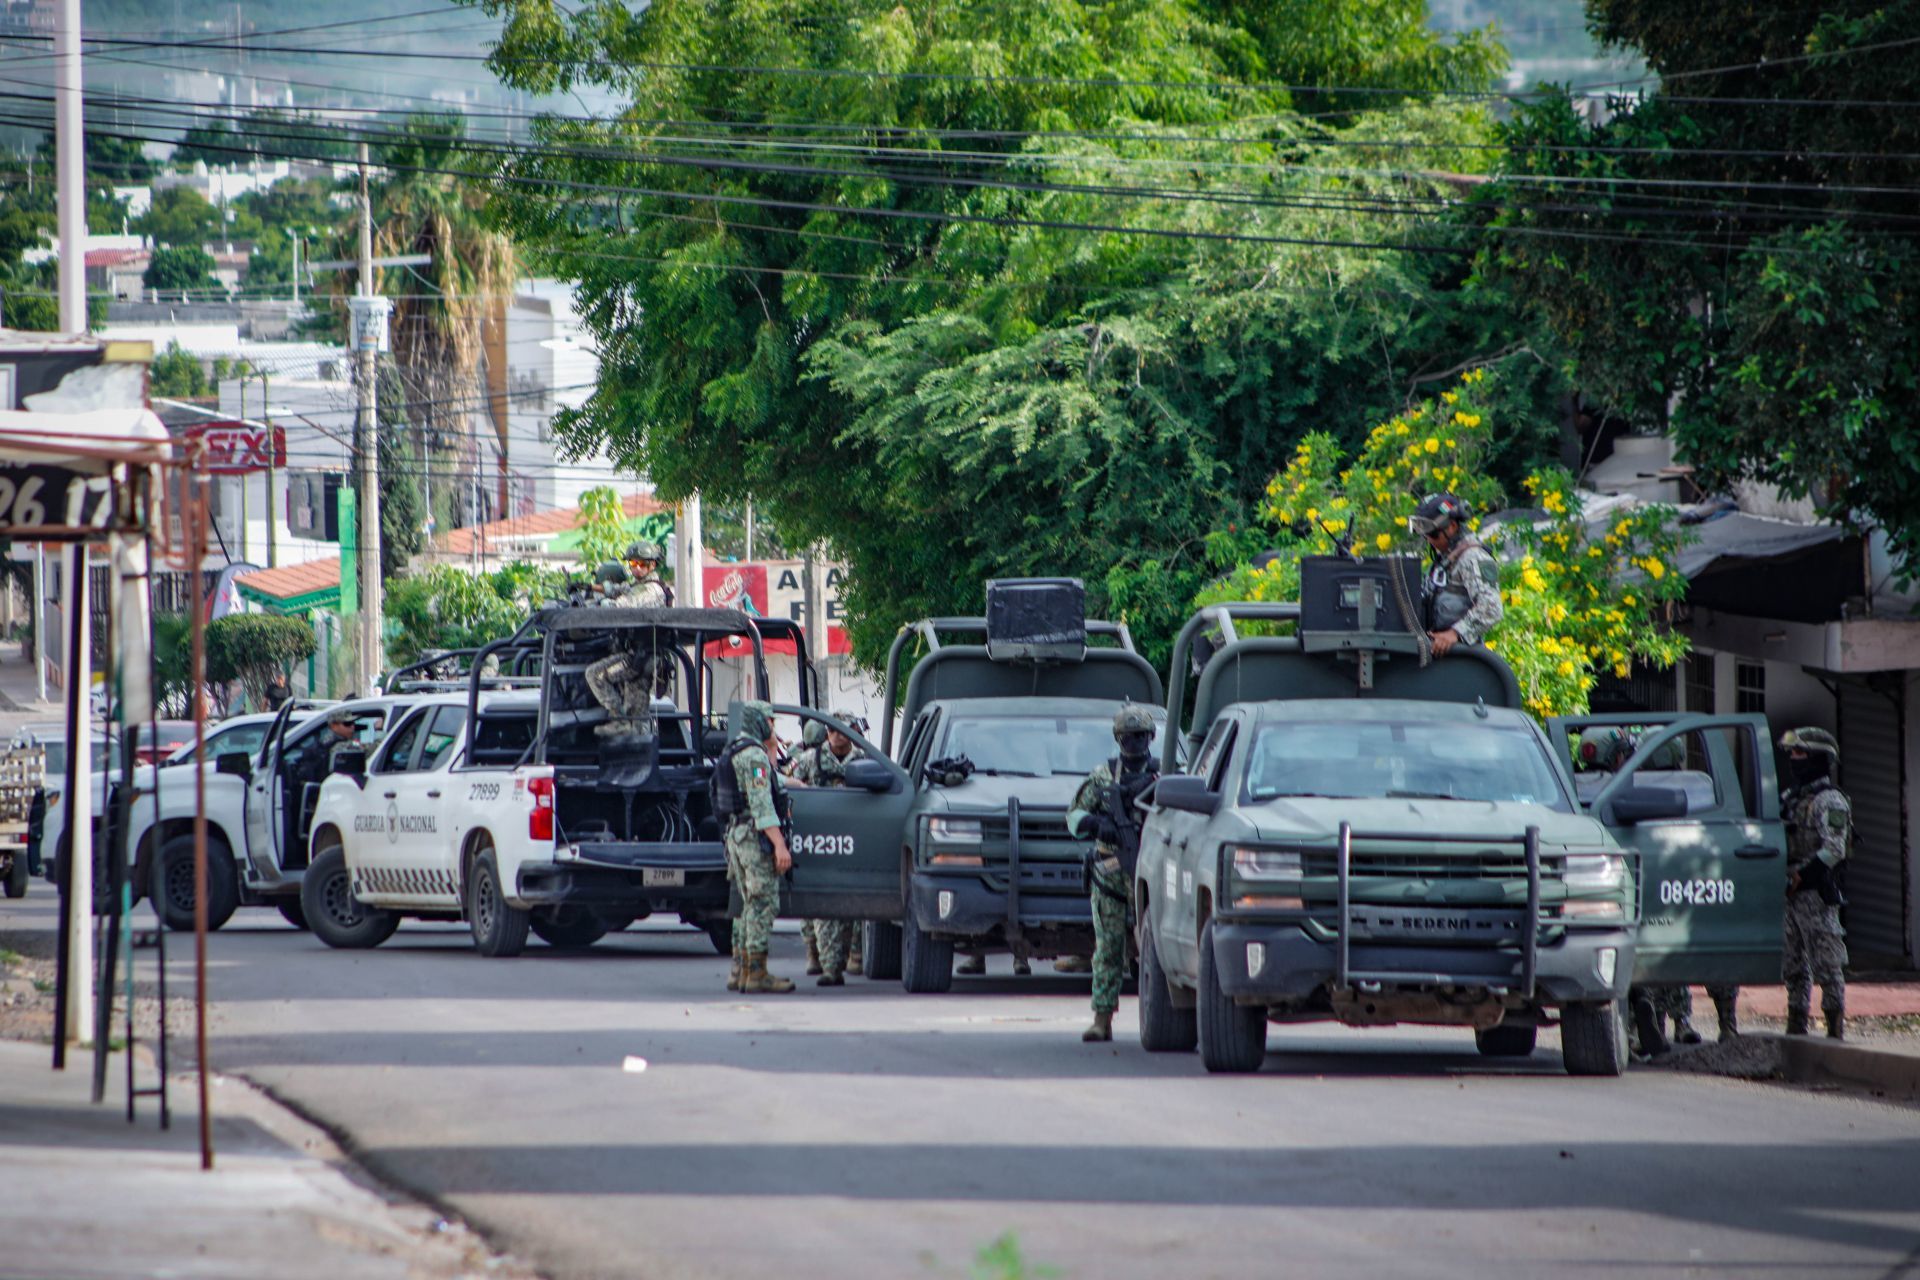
[
  {"xmin": 714, "ymin": 700, "xmax": 796, "ymax": 994},
  {"xmin": 584, "ymin": 542, "xmax": 673, "ymax": 744},
  {"xmin": 788, "ymin": 712, "xmax": 867, "ymax": 986},
  {"xmin": 1067, "ymin": 705, "xmax": 1159, "ymax": 1043},
  {"xmin": 1408, "ymin": 492, "xmax": 1502, "ymax": 657},
  {"xmin": 1780, "ymin": 726, "xmax": 1851, "ymax": 1039}
]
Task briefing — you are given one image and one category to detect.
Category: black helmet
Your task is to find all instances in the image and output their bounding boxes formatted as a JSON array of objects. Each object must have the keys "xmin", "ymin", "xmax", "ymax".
[{"xmin": 1408, "ymin": 492, "xmax": 1470, "ymax": 537}]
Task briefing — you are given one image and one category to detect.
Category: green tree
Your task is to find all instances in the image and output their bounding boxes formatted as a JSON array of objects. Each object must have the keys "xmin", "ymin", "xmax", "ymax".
[
  {"xmin": 1477, "ymin": 3, "xmax": 1920, "ymax": 573},
  {"xmin": 473, "ymin": 0, "xmax": 1546, "ymax": 667},
  {"xmin": 36, "ymin": 130, "xmax": 153, "ymax": 181},
  {"xmin": 383, "ymin": 562, "xmax": 565, "ymax": 666},
  {"xmin": 136, "ymin": 187, "xmax": 225, "ymax": 247},
  {"xmin": 142, "ymin": 245, "xmax": 218, "ymax": 296},
  {"xmin": 205, "ymin": 613, "xmax": 318, "ymax": 712},
  {"xmin": 377, "ymin": 362, "xmax": 428, "ymax": 579},
  {"xmin": 148, "ymin": 341, "xmax": 210, "ymax": 398},
  {"xmin": 573, "ymin": 486, "xmax": 632, "ymax": 570}
]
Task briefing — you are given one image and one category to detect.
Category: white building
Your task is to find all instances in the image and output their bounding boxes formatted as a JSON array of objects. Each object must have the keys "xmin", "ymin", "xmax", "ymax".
[{"xmin": 502, "ymin": 279, "xmax": 623, "ymax": 514}]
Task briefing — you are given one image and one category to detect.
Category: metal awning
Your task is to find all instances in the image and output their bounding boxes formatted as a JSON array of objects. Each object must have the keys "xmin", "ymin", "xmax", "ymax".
[{"xmin": 1671, "ymin": 512, "xmax": 1849, "ymax": 580}]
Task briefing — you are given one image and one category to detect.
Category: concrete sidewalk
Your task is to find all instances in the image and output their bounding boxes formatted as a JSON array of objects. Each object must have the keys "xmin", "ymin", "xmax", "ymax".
[{"xmin": 0, "ymin": 1039, "xmax": 539, "ymax": 1280}]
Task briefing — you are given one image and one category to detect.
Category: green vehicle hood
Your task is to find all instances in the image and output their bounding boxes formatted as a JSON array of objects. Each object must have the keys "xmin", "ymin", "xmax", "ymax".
[{"xmin": 1229, "ymin": 796, "xmax": 1615, "ymax": 851}]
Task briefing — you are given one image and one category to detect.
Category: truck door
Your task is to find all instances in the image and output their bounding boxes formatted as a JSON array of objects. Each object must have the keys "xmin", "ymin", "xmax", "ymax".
[
  {"xmin": 1145, "ymin": 713, "xmax": 1239, "ymax": 983},
  {"xmin": 1565, "ymin": 713, "xmax": 1786, "ymax": 985},
  {"xmin": 768, "ymin": 704, "xmax": 912, "ymax": 921},
  {"xmin": 243, "ymin": 701, "xmax": 299, "ymax": 882}
]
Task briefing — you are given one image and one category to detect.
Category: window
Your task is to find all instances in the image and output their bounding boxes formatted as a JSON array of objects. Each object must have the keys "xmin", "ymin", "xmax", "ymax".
[
  {"xmin": 1242, "ymin": 718, "xmax": 1571, "ymax": 811},
  {"xmin": 1735, "ymin": 661, "xmax": 1766, "ymax": 715},
  {"xmin": 373, "ymin": 710, "xmax": 430, "ymax": 774},
  {"xmin": 1623, "ymin": 728, "xmax": 1722, "ymax": 816},
  {"xmin": 417, "ymin": 706, "xmax": 467, "ymax": 770},
  {"xmin": 1685, "ymin": 653, "xmax": 1717, "ymax": 714},
  {"xmin": 468, "ymin": 713, "xmax": 536, "ymax": 766}
]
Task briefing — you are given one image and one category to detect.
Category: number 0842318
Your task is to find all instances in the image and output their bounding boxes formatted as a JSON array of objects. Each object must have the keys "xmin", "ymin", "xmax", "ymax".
[{"xmin": 1657, "ymin": 878, "xmax": 1736, "ymax": 906}]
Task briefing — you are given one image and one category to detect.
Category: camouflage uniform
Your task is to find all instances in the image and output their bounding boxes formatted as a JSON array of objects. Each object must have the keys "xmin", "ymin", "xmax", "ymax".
[
  {"xmin": 1425, "ymin": 537, "xmax": 1503, "ymax": 646},
  {"xmin": 1783, "ymin": 779, "xmax": 1850, "ymax": 1032},
  {"xmin": 790, "ymin": 737, "xmax": 864, "ymax": 982},
  {"xmin": 1069, "ymin": 761, "xmax": 1132, "ymax": 1020},
  {"xmin": 722, "ymin": 728, "xmax": 785, "ymax": 960},
  {"xmin": 584, "ymin": 572, "xmax": 672, "ymax": 740}
]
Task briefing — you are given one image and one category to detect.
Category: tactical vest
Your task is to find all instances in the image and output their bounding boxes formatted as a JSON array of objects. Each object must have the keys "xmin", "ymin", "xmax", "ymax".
[
  {"xmin": 1787, "ymin": 778, "xmax": 1849, "ymax": 866},
  {"xmin": 710, "ymin": 737, "xmax": 755, "ymax": 822},
  {"xmin": 1106, "ymin": 755, "xmax": 1160, "ymax": 881},
  {"xmin": 1424, "ymin": 538, "xmax": 1484, "ymax": 633}
]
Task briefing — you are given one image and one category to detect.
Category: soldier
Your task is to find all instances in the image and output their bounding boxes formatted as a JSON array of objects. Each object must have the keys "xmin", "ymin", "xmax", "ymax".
[
  {"xmin": 324, "ymin": 708, "xmax": 364, "ymax": 769},
  {"xmin": 624, "ymin": 540, "xmax": 672, "ymax": 607},
  {"xmin": 1407, "ymin": 492, "xmax": 1502, "ymax": 657},
  {"xmin": 1066, "ymin": 704, "xmax": 1159, "ymax": 1043},
  {"xmin": 789, "ymin": 713, "xmax": 866, "ymax": 986},
  {"xmin": 1780, "ymin": 726, "xmax": 1851, "ymax": 1039},
  {"xmin": 786, "ymin": 719, "xmax": 829, "ymax": 977},
  {"xmin": 714, "ymin": 700, "xmax": 795, "ymax": 994},
  {"xmin": 584, "ymin": 557, "xmax": 665, "ymax": 744}
]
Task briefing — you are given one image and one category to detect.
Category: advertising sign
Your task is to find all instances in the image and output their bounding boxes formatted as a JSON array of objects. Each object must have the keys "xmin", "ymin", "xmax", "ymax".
[
  {"xmin": 184, "ymin": 422, "xmax": 286, "ymax": 475},
  {"xmin": 703, "ymin": 559, "xmax": 850, "ymax": 655}
]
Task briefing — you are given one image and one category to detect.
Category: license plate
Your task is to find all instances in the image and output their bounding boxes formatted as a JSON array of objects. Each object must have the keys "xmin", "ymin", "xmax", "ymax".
[{"xmin": 642, "ymin": 868, "xmax": 684, "ymax": 887}]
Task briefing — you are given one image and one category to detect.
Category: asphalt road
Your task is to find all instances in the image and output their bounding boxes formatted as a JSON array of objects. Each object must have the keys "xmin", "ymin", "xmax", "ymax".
[{"xmin": 13, "ymin": 894, "xmax": 1920, "ymax": 1280}]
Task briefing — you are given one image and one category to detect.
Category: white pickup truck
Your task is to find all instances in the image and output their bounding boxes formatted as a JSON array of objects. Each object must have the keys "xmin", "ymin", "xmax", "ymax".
[
  {"xmin": 300, "ymin": 604, "xmax": 903, "ymax": 957},
  {"xmin": 43, "ymin": 697, "xmax": 418, "ymax": 930}
]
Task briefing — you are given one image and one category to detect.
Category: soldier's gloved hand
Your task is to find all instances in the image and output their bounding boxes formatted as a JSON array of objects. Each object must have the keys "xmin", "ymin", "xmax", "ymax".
[{"xmin": 1090, "ymin": 814, "xmax": 1121, "ymax": 845}]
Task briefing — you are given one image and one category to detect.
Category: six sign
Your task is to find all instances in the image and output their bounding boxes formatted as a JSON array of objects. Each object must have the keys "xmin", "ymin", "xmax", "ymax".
[{"xmin": 184, "ymin": 422, "xmax": 286, "ymax": 475}]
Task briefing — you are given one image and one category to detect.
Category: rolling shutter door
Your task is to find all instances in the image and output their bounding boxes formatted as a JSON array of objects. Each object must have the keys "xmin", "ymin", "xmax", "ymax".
[{"xmin": 1836, "ymin": 679, "xmax": 1910, "ymax": 963}]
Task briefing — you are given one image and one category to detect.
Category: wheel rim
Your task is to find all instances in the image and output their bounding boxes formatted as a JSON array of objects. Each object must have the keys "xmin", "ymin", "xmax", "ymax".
[
  {"xmin": 474, "ymin": 863, "xmax": 497, "ymax": 936},
  {"xmin": 164, "ymin": 852, "xmax": 196, "ymax": 916},
  {"xmin": 318, "ymin": 860, "xmax": 363, "ymax": 927}
]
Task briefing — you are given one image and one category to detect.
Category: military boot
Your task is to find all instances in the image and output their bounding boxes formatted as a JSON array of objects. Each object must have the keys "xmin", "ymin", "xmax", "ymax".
[
  {"xmin": 741, "ymin": 951, "xmax": 795, "ymax": 994},
  {"xmin": 804, "ymin": 932, "xmax": 822, "ymax": 977},
  {"xmin": 1826, "ymin": 1012, "xmax": 1846, "ymax": 1041},
  {"xmin": 817, "ymin": 968, "xmax": 845, "ymax": 987},
  {"xmin": 1012, "ymin": 956, "xmax": 1032, "ymax": 977},
  {"xmin": 1711, "ymin": 989, "xmax": 1739, "ymax": 1041},
  {"xmin": 726, "ymin": 947, "xmax": 742, "ymax": 993},
  {"xmin": 1054, "ymin": 955, "xmax": 1091, "ymax": 974},
  {"xmin": 1672, "ymin": 1010, "xmax": 1703, "ymax": 1046},
  {"xmin": 847, "ymin": 931, "xmax": 864, "ymax": 976},
  {"xmin": 1786, "ymin": 1005, "xmax": 1810, "ymax": 1036},
  {"xmin": 956, "ymin": 954, "xmax": 985, "ymax": 976},
  {"xmin": 1082, "ymin": 1010, "xmax": 1113, "ymax": 1043}
]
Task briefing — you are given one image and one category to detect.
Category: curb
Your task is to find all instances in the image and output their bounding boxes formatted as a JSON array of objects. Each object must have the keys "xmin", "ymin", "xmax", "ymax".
[{"xmin": 1777, "ymin": 1035, "xmax": 1920, "ymax": 1101}]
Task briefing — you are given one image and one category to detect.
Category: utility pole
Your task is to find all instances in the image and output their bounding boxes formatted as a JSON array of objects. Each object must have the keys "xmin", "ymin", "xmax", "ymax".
[
  {"xmin": 288, "ymin": 229, "xmax": 299, "ymax": 305},
  {"xmin": 262, "ymin": 367, "xmax": 276, "ymax": 567},
  {"xmin": 54, "ymin": 0, "xmax": 85, "ymax": 332},
  {"xmin": 352, "ymin": 143, "xmax": 385, "ymax": 695}
]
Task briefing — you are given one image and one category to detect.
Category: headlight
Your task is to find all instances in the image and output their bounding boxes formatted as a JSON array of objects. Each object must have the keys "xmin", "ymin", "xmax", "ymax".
[
  {"xmin": 1563, "ymin": 899, "xmax": 1624, "ymax": 920},
  {"xmin": 928, "ymin": 817, "xmax": 981, "ymax": 843},
  {"xmin": 1563, "ymin": 853, "xmax": 1626, "ymax": 888},
  {"xmin": 1231, "ymin": 846, "xmax": 1303, "ymax": 879}
]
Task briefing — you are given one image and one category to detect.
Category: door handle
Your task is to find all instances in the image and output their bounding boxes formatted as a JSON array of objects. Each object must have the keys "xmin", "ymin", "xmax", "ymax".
[
  {"xmin": 1734, "ymin": 844, "xmax": 1778, "ymax": 859},
  {"xmin": 426, "ymin": 790, "xmax": 441, "ymax": 799},
  {"xmin": 382, "ymin": 791, "xmax": 397, "ymax": 799}
]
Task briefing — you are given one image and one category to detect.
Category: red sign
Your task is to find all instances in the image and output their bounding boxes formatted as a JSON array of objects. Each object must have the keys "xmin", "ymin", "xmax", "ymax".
[
  {"xmin": 702, "ymin": 560, "xmax": 850, "ymax": 655},
  {"xmin": 185, "ymin": 422, "xmax": 286, "ymax": 474}
]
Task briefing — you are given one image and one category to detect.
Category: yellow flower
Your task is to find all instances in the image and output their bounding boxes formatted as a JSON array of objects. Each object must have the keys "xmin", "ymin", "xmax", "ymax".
[
  {"xmin": 1622, "ymin": 593, "xmax": 1637, "ymax": 607},
  {"xmin": 1522, "ymin": 568, "xmax": 1547, "ymax": 592},
  {"xmin": 1643, "ymin": 557, "xmax": 1667, "ymax": 580},
  {"xmin": 1375, "ymin": 533, "xmax": 1392, "ymax": 551},
  {"xmin": 1442, "ymin": 391, "xmax": 1458, "ymax": 405},
  {"xmin": 1614, "ymin": 663, "xmax": 1630, "ymax": 678},
  {"xmin": 1557, "ymin": 660, "xmax": 1576, "ymax": 677},
  {"xmin": 1304, "ymin": 507, "xmax": 1318, "ymax": 522},
  {"xmin": 1542, "ymin": 491, "xmax": 1567, "ymax": 515},
  {"xmin": 1424, "ymin": 437, "xmax": 1440, "ymax": 454}
]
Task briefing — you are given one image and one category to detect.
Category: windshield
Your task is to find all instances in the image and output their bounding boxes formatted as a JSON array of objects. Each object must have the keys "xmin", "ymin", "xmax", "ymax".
[
  {"xmin": 938, "ymin": 714, "xmax": 1161, "ymax": 777},
  {"xmin": 1243, "ymin": 719, "xmax": 1570, "ymax": 811}
]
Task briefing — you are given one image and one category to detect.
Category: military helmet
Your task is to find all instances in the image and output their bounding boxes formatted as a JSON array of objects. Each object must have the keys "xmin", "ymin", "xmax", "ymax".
[
  {"xmin": 327, "ymin": 707, "xmax": 358, "ymax": 726},
  {"xmin": 1112, "ymin": 704, "xmax": 1156, "ymax": 738},
  {"xmin": 1576, "ymin": 726, "xmax": 1633, "ymax": 771},
  {"xmin": 800, "ymin": 718, "xmax": 827, "ymax": 748},
  {"xmin": 595, "ymin": 561, "xmax": 630, "ymax": 584},
  {"xmin": 1779, "ymin": 726, "xmax": 1839, "ymax": 764},
  {"xmin": 626, "ymin": 540, "xmax": 665, "ymax": 565},
  {"xmin": 832, "ymin": 710, "xmax": 869, "ymax": 735},
  {"xmin": 1408, "ymin": 492, "xmax": 1470, "ymax": 537},
  {"xmin": 739, "ymin": 700, "xmax": 775, "ymax": 743}
]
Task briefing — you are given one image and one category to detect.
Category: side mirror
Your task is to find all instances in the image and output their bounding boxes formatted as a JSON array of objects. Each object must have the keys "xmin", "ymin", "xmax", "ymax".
[
  {"xmin": 1608, "ymin": 784, "xmax": 1689, "ymax": 824},
  {"xmin": 214, "ymin": 751, "xmax": 252, "ymax": 779},
  {"xmin": 843, "ymin": 758, "xmax": 896, "ymax": 793},
  {"xmin": 330, "ymin": 748, "xmax": 367, "ymax": 780},
  {"xmin": 1154, "ymin": 774, "xmax": 1221, "ymax": 817}
]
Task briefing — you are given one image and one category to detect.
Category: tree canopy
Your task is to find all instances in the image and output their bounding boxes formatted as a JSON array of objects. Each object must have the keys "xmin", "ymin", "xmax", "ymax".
[{"xmin": 472, "ymin": 0, "xmax": 1561, "ymax": 666}]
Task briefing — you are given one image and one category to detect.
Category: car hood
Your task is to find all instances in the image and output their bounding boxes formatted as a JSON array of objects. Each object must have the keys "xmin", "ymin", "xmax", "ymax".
[
  {"xmin": 921, "ymin": 772, "xmax": 1086, "ymax": 815},
  {"xmin": 1231, "ymin": 796, "xmax": 1614, "ymax": 850}
]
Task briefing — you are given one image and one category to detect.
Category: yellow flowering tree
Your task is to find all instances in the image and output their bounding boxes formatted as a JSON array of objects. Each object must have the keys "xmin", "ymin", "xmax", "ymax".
[{"xmin": 1198, "ymin": 370, "xmax": 1691, "ymax": 718}]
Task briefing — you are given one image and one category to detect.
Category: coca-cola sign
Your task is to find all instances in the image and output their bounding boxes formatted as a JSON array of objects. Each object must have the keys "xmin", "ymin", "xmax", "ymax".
[{"xmin": 184, "ymin": 422, "xmax": 286, "ymax": 474}]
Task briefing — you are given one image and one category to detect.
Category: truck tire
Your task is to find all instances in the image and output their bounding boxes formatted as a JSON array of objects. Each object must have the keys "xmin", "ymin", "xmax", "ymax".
[
  {"xmin": 530, "ymin": 906, "xmax": 608, "ymax": 950},
  {"xmin": 900, "ymin": 911, "xmax": 953, "ymax": 994},
  {"xmin": 1474, "ymin": 1022, "xmax": 1538, "ymax": 1058},
  {"xmin": 3, "ymin": 852, "xmax": 27, "ymax": 899},
  {"xmin": 1197, "ymin": 920, "xmax": 1266, "ymax": 1073},
  {"xmin": 1137, "ymin": 916, "xmax": 1197, "ymax": 1053},
  {"xmin": 275, "ymin": 898, "xmax": 309, "ymax": 931},
  {"xmin": 151, "ymin": 833, "xmax": 239, "ymax": 933},
  {"xmin": 700, "ymin": 919, "xmax": 732, "ymax": 955},
  {"xmin": 302, "ymin": 846, "xmax": 398, "ymax": 950},
  {"xmin": 863, "ymin": 921, "xmax": 903, "ymax": 981},
  {"xmin": 467, "ymin": 847, "xmax": 529, "ymax": 958},
  {"xmin": 1561, "ymin": 1000, "xmax": 1628, "ymax": 1077}
]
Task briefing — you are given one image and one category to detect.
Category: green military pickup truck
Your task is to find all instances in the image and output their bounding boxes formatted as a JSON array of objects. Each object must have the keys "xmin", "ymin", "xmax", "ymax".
[{"xmin": 1133, "ymin": 559, "xmax": 1784, "ymax": 1077}]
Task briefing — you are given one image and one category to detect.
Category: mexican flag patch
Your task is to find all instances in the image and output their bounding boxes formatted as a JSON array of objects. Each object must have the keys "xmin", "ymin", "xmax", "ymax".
[{"xmin": 752, "ymin": 765, "xmax": 767, "ymax": 783}]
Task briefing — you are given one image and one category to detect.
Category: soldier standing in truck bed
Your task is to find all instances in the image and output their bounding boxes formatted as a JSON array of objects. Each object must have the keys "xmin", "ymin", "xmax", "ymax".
[{"xmin": 1407, "ymin": 492, "xmax": 1502, "ymax": 657}]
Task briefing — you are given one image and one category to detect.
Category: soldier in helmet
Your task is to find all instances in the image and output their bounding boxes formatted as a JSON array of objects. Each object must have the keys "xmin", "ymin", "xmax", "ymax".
[
  {"xmin": 715, "ymin": 700, "xmax": 796, "ymax": 994},
  {"xmin": 1066, "ymin": 704, "xmax": 1159, "ymax": 1042},
  {"xmin": 1408, "ymin": 492, "xmax": 1503, "ymax": 657},
  {"xmin": 787, "ymin": 712, "xmax": 868, "ymax": 986},
  {"xmin": 624, "ymin": 540, "xmax": 672, "ymax": 608},
  {"xmin": 1780, "ymin": 726, "xmax": 1851, "ymax": 1038},
  {"xmin": 785, "ymin": 719, "xmax": 830, "ymax": 977}
]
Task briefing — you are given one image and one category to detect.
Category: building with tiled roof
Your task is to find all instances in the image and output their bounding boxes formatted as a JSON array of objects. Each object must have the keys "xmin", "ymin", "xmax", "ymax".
[{"xmin": 424, "ymin": 490, "xmax": 671, "ymax": 570}]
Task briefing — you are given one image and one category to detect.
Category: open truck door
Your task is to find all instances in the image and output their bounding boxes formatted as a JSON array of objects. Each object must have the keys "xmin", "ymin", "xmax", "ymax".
[{"xmin": 1551, "ymin": 712, "xmax": 1785, "ymax": 985}]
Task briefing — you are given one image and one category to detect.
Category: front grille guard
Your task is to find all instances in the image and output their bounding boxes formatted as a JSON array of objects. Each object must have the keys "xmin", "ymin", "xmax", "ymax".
[
  {"xmin": 1220, "ymin": 825, "xmax": 1637, "ymax": 1001},
  {"xmin": 917, "ymin": 802, "xmax": 1077, "ymax": 943}
]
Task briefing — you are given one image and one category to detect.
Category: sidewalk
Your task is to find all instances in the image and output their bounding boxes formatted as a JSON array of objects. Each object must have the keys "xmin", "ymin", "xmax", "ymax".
[
  {"xmin": 0, "ymin": 1039, "xmax": 539, "ymax": 1280},
  {"xmin": 0, "ymin": 643, "xmax": 62, "ymax": 719}
]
